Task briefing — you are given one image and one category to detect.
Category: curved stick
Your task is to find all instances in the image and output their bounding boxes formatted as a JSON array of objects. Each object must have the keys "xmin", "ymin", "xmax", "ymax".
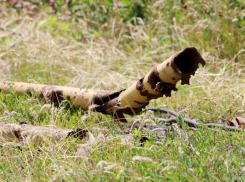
[
  {"xmin": 146, "ymin": 107, "xmax": 243, "ymax": 132},
  {"xmin": 146, "ymin": 107, "xmax": 180, "ymax": 117}
]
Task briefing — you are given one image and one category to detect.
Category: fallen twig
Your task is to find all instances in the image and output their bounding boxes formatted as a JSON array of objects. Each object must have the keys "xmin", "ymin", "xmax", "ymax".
[{"xmin": 146, "ymin": 107, "xmax": 244, "ymax": 132}]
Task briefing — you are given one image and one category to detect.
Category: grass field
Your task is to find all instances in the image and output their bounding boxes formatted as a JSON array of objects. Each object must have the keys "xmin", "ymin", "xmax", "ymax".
[{"xmin": 0, "ymin": 0, "xmax": 245, "ymax": 181}]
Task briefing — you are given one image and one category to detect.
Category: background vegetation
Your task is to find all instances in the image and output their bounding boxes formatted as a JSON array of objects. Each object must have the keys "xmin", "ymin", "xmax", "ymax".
[{"xmin": 0, "ymin": 0, "xmax": 245, "ymax": 181}]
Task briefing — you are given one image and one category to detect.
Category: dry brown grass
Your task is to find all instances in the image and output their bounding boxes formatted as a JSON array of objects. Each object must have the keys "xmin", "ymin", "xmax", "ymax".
[
  {"xmin": 1, "ymin": 1, "xmax": 245, "ymax": 124},
  {"xmin": 1, "ymin": 1, "xmax": 245, "ymax": 181}
]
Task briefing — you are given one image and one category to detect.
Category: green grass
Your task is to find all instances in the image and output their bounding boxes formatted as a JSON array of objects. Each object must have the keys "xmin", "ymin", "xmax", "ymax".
[
  {"xmin": 1, "ymin": 90, "xmax": 245, "ymax": 181},
  {"xmin": 0, "ymin": 0, "xmax": 245, "ymax": 181}
]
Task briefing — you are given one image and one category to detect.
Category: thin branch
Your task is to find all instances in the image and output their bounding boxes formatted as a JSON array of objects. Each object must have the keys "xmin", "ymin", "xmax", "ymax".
[{"xmin": 146, "ymin": 107, "xmax": 243, "ymax": 132}]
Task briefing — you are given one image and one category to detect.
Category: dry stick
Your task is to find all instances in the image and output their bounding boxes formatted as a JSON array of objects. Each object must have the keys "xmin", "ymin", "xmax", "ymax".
[
  {"xmin": 0, "ymin": 47, "xmax": 205, "ymax": 122},
  {"xmin": 0, "ymin": 123, "xmax": 147, "ymax": 144},
  {"xmin": 0, "ymin": 27, "xmax": 25, "ymax": 53},
  {"xmin": 146, "ymin": 107, "xmax": 243, "ymax": 132}
]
